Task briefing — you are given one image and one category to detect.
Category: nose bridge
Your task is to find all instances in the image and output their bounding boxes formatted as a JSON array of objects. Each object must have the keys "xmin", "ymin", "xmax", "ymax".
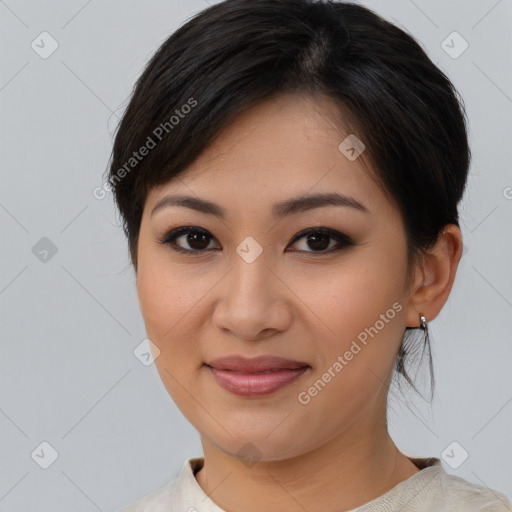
[
  {"xmin": 212, "ymin": 242, "xmax": 290, "ymax": 339},
  {"xmin": 229, "ymin": 242, "xmax": 276, "ymax": 305}
]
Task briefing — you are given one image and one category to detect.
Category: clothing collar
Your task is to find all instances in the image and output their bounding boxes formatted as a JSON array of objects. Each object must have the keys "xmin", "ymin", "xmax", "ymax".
[{"xmin": 168, "ymin": 456, "xmax": 444, "ymax": 512}]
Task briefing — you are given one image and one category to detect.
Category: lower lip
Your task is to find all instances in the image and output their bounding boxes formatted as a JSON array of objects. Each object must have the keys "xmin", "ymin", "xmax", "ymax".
[{"xmin": 207, "ymin": 366, "xmax": 309, "ymax": 397}]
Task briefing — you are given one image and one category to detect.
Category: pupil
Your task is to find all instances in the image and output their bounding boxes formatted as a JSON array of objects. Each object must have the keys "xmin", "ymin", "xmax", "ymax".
[
  {"xmin": 308, "ymin": 233, "xmax": 329, "ymax": 251},
  {"xmin": 188, "ymin": 232, "xmax": 209, "ymax": 250}
]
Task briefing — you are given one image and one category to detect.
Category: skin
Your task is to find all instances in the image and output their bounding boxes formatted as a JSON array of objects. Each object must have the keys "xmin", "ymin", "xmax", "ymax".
[{"xmin": 135, "ymin": 92, "xmax": 463, "ymax": 512}]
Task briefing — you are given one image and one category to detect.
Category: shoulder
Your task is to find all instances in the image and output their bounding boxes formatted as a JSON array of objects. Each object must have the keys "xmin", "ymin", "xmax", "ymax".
[
  {"xmin": 116, "ymin": 457, "xmax": 206, "ymax": 512},
  {"xmin": 433, "ymin": 469, "xmax": 512, "ymax": 511},
  {"xmin": 356, "ymin": 459, "xmax": 512, "ymax": 512},
  {"xmin": 116, "ymin": 478, "xmax": 178, "ymax": 512}
]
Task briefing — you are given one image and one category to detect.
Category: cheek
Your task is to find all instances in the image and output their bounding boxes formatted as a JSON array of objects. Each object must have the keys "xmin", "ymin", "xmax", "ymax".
[
  {"xmin": 136, "ymin": 256, "xmax": 184, "ymax": 353},
  {"xmin": 136, "ymin": 257, "xmax": 217, "ymax": 369},
  {"xmin": 288, "ymin": 257, "xmax": 405, "ymax": 378},
  {"xmin": 137, "ymin": 255, "xmax": 195, "ymax": 333},
  {"xmin": 290, "ymin": 269, "xmax": 404, "ymax": 431},
  {"xmin": 136, "ymin": 262, "xmax": 206, "ymax": 412},
  {"xmin": 297, "ymin": 264, "xmax": 402, "ymax": 335}
]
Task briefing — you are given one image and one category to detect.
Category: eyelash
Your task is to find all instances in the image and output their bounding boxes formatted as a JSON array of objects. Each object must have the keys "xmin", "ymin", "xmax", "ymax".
[{"xmin": 156, "ymin": 226, "xmax": 355, "ymax": 257}]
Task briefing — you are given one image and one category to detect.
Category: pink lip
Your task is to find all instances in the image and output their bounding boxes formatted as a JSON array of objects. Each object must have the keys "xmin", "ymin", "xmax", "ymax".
[
  {"xmin": 207, "ymin": 366, "xmax": 309, "ymax": 397},
  {"xmin": 205, "ymin": 355, "xmax": 310, "ymax": 397}
]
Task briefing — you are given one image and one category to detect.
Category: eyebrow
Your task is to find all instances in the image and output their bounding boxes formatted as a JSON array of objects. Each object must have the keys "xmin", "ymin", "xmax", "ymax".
[{"xmin": 150, "ymin": 192, "xmax": 370, "ymax": 219}]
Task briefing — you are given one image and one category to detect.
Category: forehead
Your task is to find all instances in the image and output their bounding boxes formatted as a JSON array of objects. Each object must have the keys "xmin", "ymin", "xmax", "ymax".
[{"xmin": 146, "ymin": 93, "xmax": 391, "ymax": 218}]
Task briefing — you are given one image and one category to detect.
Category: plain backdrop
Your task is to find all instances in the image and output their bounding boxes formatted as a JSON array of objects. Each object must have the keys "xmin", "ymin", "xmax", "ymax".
[{"xmin": 1, "ymin": 1, "xmax": 511, "ymax": 511}]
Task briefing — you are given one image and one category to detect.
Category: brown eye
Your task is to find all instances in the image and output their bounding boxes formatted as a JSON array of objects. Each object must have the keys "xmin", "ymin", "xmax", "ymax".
[
  {"xmin": 181, "ymin": 230, "xmax": 211, "ymax": 250},
  {"xmin": 287, "ymin": 228, "xmax": 354, "ymax": 254},
  {"xmin": 158, "ymin": 226, "xmax": 220, "ymax": 254},
  {"xmin": 303, "ymin": 232, "xmax": 330, "ymax": 251}
]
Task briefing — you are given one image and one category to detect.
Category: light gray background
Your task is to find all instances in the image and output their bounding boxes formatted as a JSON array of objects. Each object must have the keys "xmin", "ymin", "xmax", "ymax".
[{"xmin": 1, "ymin": 0, "xmax": 511, "ymax": 511}]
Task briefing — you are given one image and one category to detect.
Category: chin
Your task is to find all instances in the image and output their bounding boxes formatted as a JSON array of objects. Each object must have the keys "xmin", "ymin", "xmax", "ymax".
[{"xmin": 206, "ymin": 429, "xmax": 313, "ymax": 464}]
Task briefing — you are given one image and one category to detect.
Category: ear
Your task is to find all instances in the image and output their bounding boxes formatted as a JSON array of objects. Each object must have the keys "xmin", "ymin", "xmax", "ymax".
[{"xmin": 404, "ymin": 224, "xmax": 464, "ymax": 328}]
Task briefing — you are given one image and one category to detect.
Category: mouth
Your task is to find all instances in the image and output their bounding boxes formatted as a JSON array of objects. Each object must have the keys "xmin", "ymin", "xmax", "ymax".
[
  {"xmin": 204, "ymin": 355, "xmax": 311, "ymax": 397},
  {"xmin": 205, "ymin": 354, "xmax": 310, "ymax": 372}
]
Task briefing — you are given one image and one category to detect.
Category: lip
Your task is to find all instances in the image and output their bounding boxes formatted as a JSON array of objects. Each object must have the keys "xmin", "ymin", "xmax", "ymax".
[
  {"xmin": 205, "ymin": 355, "xmax": 310, "ymax": 397},
  {"xmin": 206, "ymin": 355, "xmax": 310, "ymax": 372}
]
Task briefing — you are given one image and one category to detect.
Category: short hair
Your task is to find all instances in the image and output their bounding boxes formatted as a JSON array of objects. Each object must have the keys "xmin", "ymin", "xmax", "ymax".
[{"xmin": 106, "ymin": 0, "xmax": 471, "ymax": 397}]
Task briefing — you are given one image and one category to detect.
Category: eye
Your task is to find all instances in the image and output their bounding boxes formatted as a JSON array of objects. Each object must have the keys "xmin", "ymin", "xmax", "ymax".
[
  {"xmin": 156, "ymin": 226, "xmax": 220, "ymax": 255},
  {"xmin": 286, "ymin": 227, "xmax": 354, "ymax": 254},
  {"xmin": 156, "ymin": 226, "xmax": 354, "ymax": 256}
]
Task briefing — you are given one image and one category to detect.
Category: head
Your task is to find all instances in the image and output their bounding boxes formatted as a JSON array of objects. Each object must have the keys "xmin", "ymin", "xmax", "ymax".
[{"xmin": 106, "ymin": 0, "xmax": 469, "ymax": 461}]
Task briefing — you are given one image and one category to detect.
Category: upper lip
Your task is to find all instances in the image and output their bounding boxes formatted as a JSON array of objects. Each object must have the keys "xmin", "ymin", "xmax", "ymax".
[{"xmin": 205, "ymin": 355, "xmax": 310, "ymax": 372}]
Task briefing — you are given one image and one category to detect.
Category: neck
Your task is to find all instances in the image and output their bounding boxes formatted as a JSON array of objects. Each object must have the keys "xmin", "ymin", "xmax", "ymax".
[{"xmin": 195, "ymin": 416, "xmax": 420, "ymax": 512}]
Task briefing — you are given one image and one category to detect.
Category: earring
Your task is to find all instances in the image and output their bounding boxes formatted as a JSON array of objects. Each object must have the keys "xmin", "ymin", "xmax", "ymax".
[
  {"xmin": 419, "ymin": 313, "xmax": 430, "ymax": 352},
  {"xmin": 418, "ymin": 313, "xmax": 434, "ymax": 398}
]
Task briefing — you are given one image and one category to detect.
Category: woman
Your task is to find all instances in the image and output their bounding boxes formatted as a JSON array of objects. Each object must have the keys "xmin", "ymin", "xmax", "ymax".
[{"xmin": 108, "ymin": 0, "xmax": 512, "ymax": 510}]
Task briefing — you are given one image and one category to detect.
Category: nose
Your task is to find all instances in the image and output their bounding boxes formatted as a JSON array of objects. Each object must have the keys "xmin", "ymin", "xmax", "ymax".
[{"xmin": 211, "ymin": 253, "xmax": 293, "ymax": 341}]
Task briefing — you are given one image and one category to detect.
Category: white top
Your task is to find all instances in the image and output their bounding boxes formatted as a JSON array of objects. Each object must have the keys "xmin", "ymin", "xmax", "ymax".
[{"xmin": 119, "ymin": 456, "xmax": 512, "ymax": 511}]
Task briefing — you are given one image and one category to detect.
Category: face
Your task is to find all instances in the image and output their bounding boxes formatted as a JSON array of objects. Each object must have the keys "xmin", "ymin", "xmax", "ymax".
[{"xmin": 136, "ymin": 93, "xmax": 418, "ymax": 461}]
